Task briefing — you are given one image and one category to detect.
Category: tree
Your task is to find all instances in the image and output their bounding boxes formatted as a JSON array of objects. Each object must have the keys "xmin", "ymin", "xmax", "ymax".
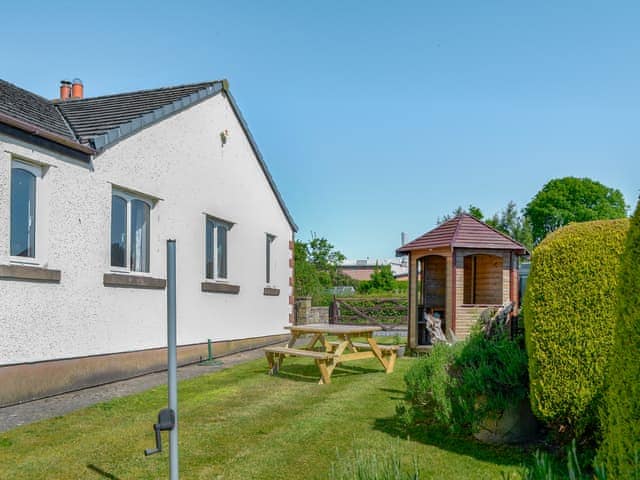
[
  {"xmin": 438, "ymin": 204, "xmax": 484, "ymax": 224},
  {"xmin": 524, "ymin": 177, "xmax": 627, "ymax": 245},
  {"xmin": 486, "ymin": 201, "xmax": 534, "ymax": 251},
  {"xmin": 294, "ymin": 236, "xmax": 346, "ymax": 298},
  {"xmin": 359, "ymin": 264, "xmax": 396, "ymax": 293},
  {"xmin": 307, "ymin": 235, "xmax": 346, "ymax": 288},
  {"xmin": 293, "ymin": 241, "xmax": 322, "ymax": 297}
]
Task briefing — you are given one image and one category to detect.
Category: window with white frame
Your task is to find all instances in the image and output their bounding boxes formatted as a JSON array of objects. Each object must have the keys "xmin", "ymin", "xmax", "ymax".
[
  {"xmin": 10, "ymin": 160, "xmax": 41, "ymax": 259},
  {"xmin": 205, "ymin": 217, "xmax": 231, "ymax": 280},
  {"xmin": 111, "ymin": 190, "xmax": 151, "ymax": 272},
  {"xmin": 266, "ymin": 233, "xmax": 275, "ymax": 283}
]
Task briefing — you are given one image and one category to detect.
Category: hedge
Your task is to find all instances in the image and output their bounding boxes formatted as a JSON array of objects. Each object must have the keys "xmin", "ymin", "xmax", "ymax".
[
  {"xmin": 597, "ymin": 201, "xmax": 640, "ymax": 478},
  {"xmin": 523, "ymin": 218, "xmax": 629, "ymax": 440}
]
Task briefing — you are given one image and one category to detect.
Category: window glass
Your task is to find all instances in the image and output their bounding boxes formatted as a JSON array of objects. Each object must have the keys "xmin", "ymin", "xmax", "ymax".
[
  {"xmin": 10, "ymin": 167, "xmax": 36, "ymax": 257},
  {"xmin": 205, "ymin": 218, "xmax": 230, "ymax": 280},
  {"xmin": 266, "ymin": 234, "xmax": 275, "ymax": 283},
  {"xmin": 110, "ymin": 195, "xmax": 127, "ymax": 267},
  {"xmin": 217, "ymin": 225, "xmax": 227, "ymax": 279},
  {"xmin": 130, "ymin": 199, "xmax": 150, "ymax": 272}
]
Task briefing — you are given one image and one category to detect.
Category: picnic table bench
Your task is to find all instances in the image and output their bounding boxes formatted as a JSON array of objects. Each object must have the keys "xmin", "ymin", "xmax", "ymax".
[{"xmin": 264, "ymin": 323, "xmax": 397, "ymax": 384}]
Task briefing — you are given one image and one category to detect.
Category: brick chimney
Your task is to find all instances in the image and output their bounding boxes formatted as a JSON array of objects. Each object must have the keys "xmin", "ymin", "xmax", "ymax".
[
  {"xmin": 71, "ymin": 78, "xmax": 83, "ymax": 99},
  {"xmin": 59, "ymin": 80, "xmax": 71, "ymax": 100}
]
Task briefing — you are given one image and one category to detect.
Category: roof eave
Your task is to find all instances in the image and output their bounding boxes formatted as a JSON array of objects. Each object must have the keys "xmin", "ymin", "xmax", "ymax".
[{"xmin": 0, "ymin": 111, "xmax": 94, "ymax": 156}]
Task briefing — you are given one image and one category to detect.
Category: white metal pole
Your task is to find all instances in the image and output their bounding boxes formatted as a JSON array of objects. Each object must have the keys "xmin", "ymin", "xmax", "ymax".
[{"xmin": 167, "ymin": 240, "xmax": 178, "ymax": 480}]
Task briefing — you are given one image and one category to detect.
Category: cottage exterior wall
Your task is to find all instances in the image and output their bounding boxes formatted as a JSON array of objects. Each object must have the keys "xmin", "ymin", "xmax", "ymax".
[{"xmin": 0, "ymin": 92, "xmax": 293, "ymax": 366}]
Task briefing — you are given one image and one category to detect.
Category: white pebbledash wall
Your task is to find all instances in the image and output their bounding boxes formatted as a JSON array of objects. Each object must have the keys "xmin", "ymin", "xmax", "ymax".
[{"xmin": 0, "ymin": 92, "xmax": 293, "ymax": 365}]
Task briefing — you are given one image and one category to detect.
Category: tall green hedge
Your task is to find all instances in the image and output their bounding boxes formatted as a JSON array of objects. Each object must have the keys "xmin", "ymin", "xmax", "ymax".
[
  {"xmin": 523, "ymin": 219, "xmax": 629, "ymax": 440},
  {"xmin": 597, "ymin": 201, "xmax": 640, "ymax": 478}
]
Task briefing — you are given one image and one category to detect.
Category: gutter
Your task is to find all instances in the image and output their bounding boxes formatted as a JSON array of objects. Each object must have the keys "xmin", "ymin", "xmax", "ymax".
[{"xmin": 0, "ymin": 112, "xmax": 95, "ymax": 155}]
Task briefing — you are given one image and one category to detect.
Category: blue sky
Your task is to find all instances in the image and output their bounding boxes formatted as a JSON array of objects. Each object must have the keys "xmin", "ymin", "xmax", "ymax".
[{"xmin": 3, "ymin": 1, "xmax": 638, "ymax": 259}]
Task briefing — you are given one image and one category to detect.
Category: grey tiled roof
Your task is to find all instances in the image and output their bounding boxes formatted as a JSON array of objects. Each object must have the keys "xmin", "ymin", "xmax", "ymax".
[
  {"xmin": 0, "ymin": 78, "xmax": 297, "ymax": 231},
  {"xmin": 0, "ymin": 79, "xmax": 75, "ymax": 140},
  {"xmin": 57, "ymin": 81, "xmax": 223, "ymax": 147}
]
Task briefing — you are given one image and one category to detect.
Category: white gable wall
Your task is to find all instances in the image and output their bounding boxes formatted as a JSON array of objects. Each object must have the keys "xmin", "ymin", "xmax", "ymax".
[{"xmin": 0, "ymin": 92, "xmax": 293, "ymax": 365}]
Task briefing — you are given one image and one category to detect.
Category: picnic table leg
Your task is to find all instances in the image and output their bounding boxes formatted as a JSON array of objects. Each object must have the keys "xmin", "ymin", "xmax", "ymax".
[
  {"xmin": 316, "ymin": 359, "xmax": 332, "ymax": 384},
  {"xmin": 325, "ymin": 337, "xmax": 349, "ymax": 379},
  {"xmin": 367, "ymin": 337, "xmax": 391, "ymax": 373},
  {"xmin": 287, "ymin": 332, "xmax": 300, "ymax": 348},
  {"xmin": 305, "ymin": 333, "xmax": 322, "ymax": 349},
  {"xmin": 266, "ymin": 351, "xmax": 281, "ymax": 375}
]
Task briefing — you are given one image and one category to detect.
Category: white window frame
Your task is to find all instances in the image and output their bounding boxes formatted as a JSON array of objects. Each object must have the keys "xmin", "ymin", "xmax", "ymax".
[
  {"xmin": 204, "ymin": 216, "xmax": 232, "ymax": 282},
  {"xmin": 9, "ymin": 159, "xmax": 45, "ymax": 266},
  {"xmin": 110, "ymin": 189, "xmax": 152, "ymax": 274}
]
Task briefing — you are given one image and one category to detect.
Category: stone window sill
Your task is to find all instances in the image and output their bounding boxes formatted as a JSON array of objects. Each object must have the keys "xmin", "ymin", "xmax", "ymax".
[
  {"xmin": 103, "ymin": 273, "xmax": 166, "ymax": 289},
  {"xmin": 263, "ymin": 287, "xmax": 280, "ymax": 296},
  {"xmin": 201, "ymin": 282, "xmax": 240, "ymax": 294},
  {"xmin": 0, "ymin": 264, "xmax": 61, "ymax": 283}
]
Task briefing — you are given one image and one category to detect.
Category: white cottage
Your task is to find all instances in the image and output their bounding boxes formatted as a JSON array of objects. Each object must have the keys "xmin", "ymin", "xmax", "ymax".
[{"xmin": 0, "ymin": 78, "xmax": 296, "ymax": 405}]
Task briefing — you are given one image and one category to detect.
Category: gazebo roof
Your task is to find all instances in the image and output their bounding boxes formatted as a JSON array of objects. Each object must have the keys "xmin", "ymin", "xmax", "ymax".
[{"xmin": 396, "ymin": 213, "xmax": 529, "ymax": 255}]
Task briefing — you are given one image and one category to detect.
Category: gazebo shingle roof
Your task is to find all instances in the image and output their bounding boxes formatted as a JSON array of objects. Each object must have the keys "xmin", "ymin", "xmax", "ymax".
[{"xmin": 397, "ymin": 213, "xmax": 528, "ymax": 254}]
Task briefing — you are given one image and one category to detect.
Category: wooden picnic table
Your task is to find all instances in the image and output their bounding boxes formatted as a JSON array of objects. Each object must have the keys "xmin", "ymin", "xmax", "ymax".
[{"xmin": 264, "ymin": 323, "xmax": 398, "ymax": 384}]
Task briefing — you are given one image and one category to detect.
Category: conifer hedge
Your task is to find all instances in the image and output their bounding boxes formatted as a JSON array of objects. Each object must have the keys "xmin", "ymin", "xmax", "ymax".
[
  {"xmin": 597, "ymin": 201, "xmax": 640, "ymax": 478},
  {"xmin": 523, "ymin": 218, "xmax": 629, "ymax": 440}
]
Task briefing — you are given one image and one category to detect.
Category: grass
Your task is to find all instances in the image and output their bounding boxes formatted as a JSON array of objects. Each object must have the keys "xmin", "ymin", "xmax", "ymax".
[{"xmin": 0, "ymin": 357, "xmax": 530, "ymax": 479}]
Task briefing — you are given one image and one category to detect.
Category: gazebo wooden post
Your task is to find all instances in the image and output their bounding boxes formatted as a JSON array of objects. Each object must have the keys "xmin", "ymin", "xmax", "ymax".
[{"xmin": 408, "ymin": 252, "xmax": 418, "ymax": 349}]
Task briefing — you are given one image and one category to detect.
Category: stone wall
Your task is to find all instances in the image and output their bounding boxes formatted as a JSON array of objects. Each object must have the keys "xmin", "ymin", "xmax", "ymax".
[{"xmin": 294, "ymin": 297, "xmax": 329, "ymax": 324}]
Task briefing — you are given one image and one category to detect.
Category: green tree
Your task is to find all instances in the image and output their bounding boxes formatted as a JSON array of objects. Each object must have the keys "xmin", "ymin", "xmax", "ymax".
[
  {"xmin": 524, "ymin": 177, "xmax": 627, "ymax": 245},
  {"xmin": 438, "ymin": 204, "xmax": 484, "ymax": 224},
  {"xmin": 293, "ymin": 241, "xmax": 322, "ymax": 297},
  {"xmin": 307, "ymin": 235, "xmax": 346, "ymax": 288},
  {"xmin": 486, "ymin": 201, "xmax": 534, "ymax": 251},
  {"xmin": 359, "ymin": 264, "xmax": 396, "ymax": 293}
]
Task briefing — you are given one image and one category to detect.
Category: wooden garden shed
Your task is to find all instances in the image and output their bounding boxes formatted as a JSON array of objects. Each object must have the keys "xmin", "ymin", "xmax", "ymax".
[{"xmin": 396, "ymin": 214, "xmax": 528, "ymax": 350}]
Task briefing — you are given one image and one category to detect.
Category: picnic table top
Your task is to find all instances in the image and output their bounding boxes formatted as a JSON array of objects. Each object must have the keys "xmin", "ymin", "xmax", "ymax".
[{"xmin": 286, "ymin": 323, "xmax": 382, "ymax": 335}]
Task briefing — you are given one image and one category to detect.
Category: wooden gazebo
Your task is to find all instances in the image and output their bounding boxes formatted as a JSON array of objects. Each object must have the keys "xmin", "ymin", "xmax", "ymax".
[{"xmin": 396, "ymin": 214, "xmax": 528, "ymax": 350}]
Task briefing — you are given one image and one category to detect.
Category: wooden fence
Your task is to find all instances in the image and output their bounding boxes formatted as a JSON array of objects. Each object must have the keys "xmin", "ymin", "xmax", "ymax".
[{"xmin": 329, "ymin": 296, "xmax": 408, "ymax": 330}]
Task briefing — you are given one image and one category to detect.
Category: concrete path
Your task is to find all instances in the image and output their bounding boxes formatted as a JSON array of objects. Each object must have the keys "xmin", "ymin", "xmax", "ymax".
[{"xmin": 0, "ymin": 347, "xmax": 267, "ymax": 433}]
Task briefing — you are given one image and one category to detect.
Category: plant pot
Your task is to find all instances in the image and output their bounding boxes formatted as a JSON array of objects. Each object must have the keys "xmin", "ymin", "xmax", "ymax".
[{"xmin": 473, "ymin": 399, "xmax": 539, "ymax": 445}]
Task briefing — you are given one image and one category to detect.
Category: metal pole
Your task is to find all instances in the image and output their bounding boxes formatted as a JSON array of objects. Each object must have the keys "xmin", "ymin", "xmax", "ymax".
[{"xmin": 167, "ymin": 240, "xmax": 178, "ymax": 480}]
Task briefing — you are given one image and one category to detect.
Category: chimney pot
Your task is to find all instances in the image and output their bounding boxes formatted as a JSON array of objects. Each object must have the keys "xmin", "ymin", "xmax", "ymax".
[
  {"xmin": 59, "ymin": 80, "xmax": 71, "ymax": 100},
  {"xmin": 71, "ymin": 78, "xmax": 83, "ymax": 99}
]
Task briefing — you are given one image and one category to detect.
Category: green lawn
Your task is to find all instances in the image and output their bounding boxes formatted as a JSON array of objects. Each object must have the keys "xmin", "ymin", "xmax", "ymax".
[{"xmin": 0, "ymin": 357, "xmax": 529, "ymax": 479}]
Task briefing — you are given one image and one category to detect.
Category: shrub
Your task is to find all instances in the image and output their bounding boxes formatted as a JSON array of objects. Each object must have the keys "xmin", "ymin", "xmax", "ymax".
[
  {"xmin": 451, "ymin": 329, "xmax": 529, "ymax": 433},
  {"xmin": 404, "ymin": 343, "xmax": 461, "ymax": 428},
  {"xmin": 404, "ymin": 328, "xmax": 528, "ymax": 435},
  {"xmin": 597, "ymin": 200, "xmax": 640, "ymax": 479},
  {"xmin": 523, "ymin": 219, "xmax": 630, "ymax": 442}
]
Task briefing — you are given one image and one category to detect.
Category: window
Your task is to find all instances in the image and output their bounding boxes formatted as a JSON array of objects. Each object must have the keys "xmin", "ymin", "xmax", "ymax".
[
  {"xmin": 205, "ymin": 218, "xmax": 231, "ymax": 280},
  {"xmin": 111, "ymin": 191, "xmax": 151, "ymax": 272},
  {"xmin": 10, "ymin": 161, "xmax": 40, "ymax": 258},
  {"xmin": 266, "ymin": 234, "xmax": 275, "ymax": 283}
]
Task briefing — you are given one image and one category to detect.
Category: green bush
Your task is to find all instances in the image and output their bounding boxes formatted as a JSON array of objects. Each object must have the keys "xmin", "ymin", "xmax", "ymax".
[
  {"xmin": 404, "ymin": 328, "xmax": 528, "ymax": 434},
  {"xmin": 597, "ymin": 201, "xmax": 640, "ymax": 479},
  {"xmin": 523, "ymin": 219, "xmax": 630, "ymax": 442},
  {"xmin": 404, "ymin": 343, "xmax": 461, "ymax": 428}
]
